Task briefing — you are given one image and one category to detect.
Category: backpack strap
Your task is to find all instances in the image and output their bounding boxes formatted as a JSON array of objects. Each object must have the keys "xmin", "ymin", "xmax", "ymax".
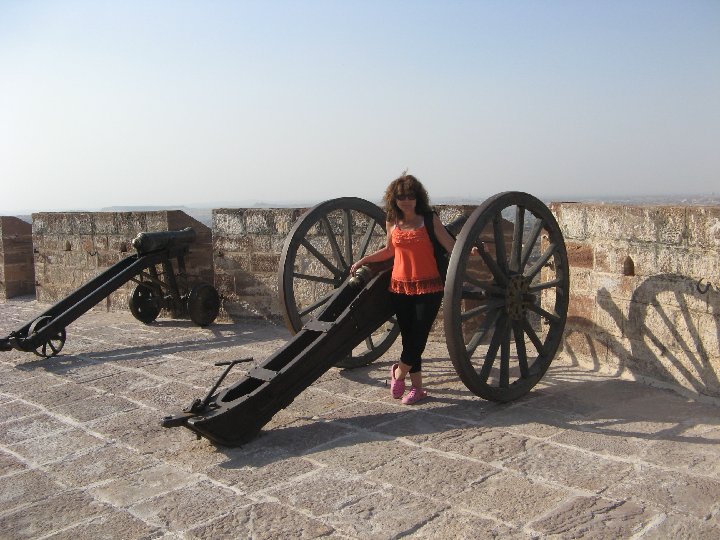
[
  {"xmin": 424, "ymin": 212, "xmax": 443, "ymax": 252},
  {"xmin": 424, "ymin": 211, "xmax": 450, "ymax": 282}
]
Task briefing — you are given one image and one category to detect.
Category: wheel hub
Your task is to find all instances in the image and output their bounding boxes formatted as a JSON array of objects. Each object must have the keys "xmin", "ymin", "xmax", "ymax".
[{"xmin": 505, "ymin": 274, "xmax": 531, "ymax": 320}]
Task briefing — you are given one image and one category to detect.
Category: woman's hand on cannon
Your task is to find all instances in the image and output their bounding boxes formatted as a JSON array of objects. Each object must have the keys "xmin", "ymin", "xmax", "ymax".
[{"xmin": 350, "ymin": 259, "xmax": 366, "ymax": 275}]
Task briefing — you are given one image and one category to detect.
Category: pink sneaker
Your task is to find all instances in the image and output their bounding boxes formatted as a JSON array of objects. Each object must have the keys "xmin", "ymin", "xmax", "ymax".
[
  {"xmin": 390, "ymin": 363, "xmax": 405, "ymax": 399},
  {"xmin": 402, "ymin": 387, "xmax": 428, "ymax": 405}
]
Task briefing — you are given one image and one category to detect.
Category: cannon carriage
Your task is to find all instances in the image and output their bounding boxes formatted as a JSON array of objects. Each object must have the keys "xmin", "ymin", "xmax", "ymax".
[
  {"xmin": 164, "ymin": 192, "xmax": 569, "ymax": 446},
  {"xmin": 0, "ymin": 228, "xmax": 221, "ymax": 357}
]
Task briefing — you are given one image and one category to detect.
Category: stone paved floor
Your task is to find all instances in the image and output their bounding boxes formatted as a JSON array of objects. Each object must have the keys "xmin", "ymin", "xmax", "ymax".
[{"xmin": 1, "ymin": 296, "xmax": 719, "ymax": 539}]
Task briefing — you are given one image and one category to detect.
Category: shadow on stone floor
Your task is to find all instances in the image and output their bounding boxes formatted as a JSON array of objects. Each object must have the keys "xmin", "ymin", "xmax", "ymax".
[{"xmin": 199, "ymin": 375, "xmax": 720, "ymax": 473}]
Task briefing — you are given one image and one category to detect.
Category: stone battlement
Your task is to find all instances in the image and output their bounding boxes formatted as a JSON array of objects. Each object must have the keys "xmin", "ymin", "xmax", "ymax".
[{"xmin": 2, "ymin": 202, "xmax": 718, "ymax": 398}]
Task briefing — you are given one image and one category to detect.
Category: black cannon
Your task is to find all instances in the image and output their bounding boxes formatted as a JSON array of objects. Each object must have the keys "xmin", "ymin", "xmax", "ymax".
[
  {"xmin": 163, "ymin": 192, "xmax": 569, "ymax": 446},
  {"xmin": 0, "ymin": 227, "xmax": 220, "ymax": 358}
]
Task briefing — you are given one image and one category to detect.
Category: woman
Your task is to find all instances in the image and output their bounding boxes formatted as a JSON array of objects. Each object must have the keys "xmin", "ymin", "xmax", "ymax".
[{"xmin": 350, "ymin": 173, "xmax": 455, "ymax": 404}]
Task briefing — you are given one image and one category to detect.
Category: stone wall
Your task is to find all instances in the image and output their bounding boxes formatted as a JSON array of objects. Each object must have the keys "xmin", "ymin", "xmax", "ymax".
[
  {"xmin": 15, "ymin": 201, "xmax": 720, "ymax": 398},
  {"xmin": 31, "ymin": 211, "xmax": 213, "ymax": 312},
  {"xmin": 553, "ymin": 203, "xmax": 720, "ymax": 398},
  {"xmin": 0, "ymin": 217, "xmax": 35, "ymax": 299},
  {"xmin": 213, "ymin": 205, "xmax": 476, "ymax": 329},
  {"xmin": 213, "ymin": 207, "xmax": 306, "ymax": 321}
]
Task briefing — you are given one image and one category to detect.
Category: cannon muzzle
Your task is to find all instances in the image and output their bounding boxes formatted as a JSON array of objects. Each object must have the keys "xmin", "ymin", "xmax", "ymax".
[{"xmin": 132, "ymin": 227, "xmax": 196, "ymax": 254}]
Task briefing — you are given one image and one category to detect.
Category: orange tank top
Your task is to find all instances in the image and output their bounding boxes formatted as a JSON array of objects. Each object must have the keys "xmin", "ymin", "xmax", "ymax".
[{"xmin": 389, "ymin": 224, "xmax": 443, "ymax": 295}]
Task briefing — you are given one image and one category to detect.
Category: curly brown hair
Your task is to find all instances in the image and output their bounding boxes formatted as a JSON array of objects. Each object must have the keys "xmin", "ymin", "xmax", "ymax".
[{"xmin": 383, "ymin": 173, "xmax": 433, "ymax": 222}]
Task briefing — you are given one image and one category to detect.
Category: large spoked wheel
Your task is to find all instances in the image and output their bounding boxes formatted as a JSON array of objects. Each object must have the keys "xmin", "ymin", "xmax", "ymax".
[
  {"xmin": 444, "ymin": 191, "xmax": 569, "ymax": 402},
  {"xmin": 279, "ymin": 197, "xmax": 400, "ymax": 368},
  {"xmin": 28, "ymin": 316, "xmax": 66, "ymax": 358},
  {"xmin": 129, "ymin": 283, "xmax": 162, "ymax": 324},
  {"xmin": 187, "ymin": 282, "xmax": 220, "ymax": 327}
]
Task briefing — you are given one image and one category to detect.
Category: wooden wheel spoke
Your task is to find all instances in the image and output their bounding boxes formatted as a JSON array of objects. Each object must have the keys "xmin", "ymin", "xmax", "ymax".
[
  {"xmin": 465, "ymin": 308, "xmax": 501, "ymax": 357},
  {"xmin": 342, "ymin": 209, "xmax": 353, "ymax": 265},
  {"xmin": 356, "ymin": 219, "xmax": 377, "ymax": 260},
  {"xmin": 512, "ymin": 321, "xmax": 529, "ymax": 378},
  {"xmin": 464, "ymin": 276, "xmax": 505, "ymax": 297},
  {"xmin": 298, "ymin": 291, "xmax": 334, "ymax": 318},
  {"xmin": 526, "ymin": 302, "xmax": 561, "ymax": 324},
  {"xmin": 522, "ymin": 319, "xmax": 546, "ymax": 357},
  {"xmin": 321, "ymin": 217, "xmax": 348, "ymax": 270},
  {"xmin": 510, "ymin": 206, "xmax": 525, "ymax": 272},
  {"xmin": 528, "ymin": 277, "xmax": 563, "ymax": 293},
  {"xmin": 525, "ymin": 243, "xmax": 557, "ymax": 280},
  {"xmin": 300, "ymin": 239, "xmax": 342, "ymax": 277},
  {"xmin": 292, "ymin": 272, "xmax": 336, "ymax": 285},
  {"xmin": 499, "ymin": 318, "xmax": 511, "ymax": 388},
  {"xmin": 519, "ymin": 219, "xmax": 544, "ymax": 272},
  {"xmin": 478, "ymin": 315, "xmax": 506, "ymax": 383},
  {"xmin": 460, "ymin": 299, "xmax": 505, "ymax": 322},
  {"xmin": 478, "ymin": 243, "xmax": 508, "ymax": 286}
]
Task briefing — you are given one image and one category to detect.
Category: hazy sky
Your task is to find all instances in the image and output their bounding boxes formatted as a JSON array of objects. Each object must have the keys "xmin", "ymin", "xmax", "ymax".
[{"xmin": 1, "ymin": 1, "xmax": 719, "ymax": 215}]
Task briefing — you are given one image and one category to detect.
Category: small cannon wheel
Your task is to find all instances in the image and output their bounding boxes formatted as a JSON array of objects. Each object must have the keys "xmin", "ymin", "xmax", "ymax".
[
  {"xmin": 279, "ymin": 197, "xmax": 399, "ymax": 368},
  {"xmin": 129, "ymin": 283, "xmax": 162, "ymax": 324},
  {"xmin": 28, "ymin": 316, "xmax": 66, "ymax": 358},
  {"xmin": 444, "ymin": 191, "xmax": 569, "ymax": 402},
  {"xmin": 187, "ymin": 282, "xmax": 220, "ymax": 327}
]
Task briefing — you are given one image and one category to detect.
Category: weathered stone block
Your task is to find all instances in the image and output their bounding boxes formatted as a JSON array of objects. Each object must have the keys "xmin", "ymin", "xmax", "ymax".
[
  {"xmin": 687, "ymin": 206, "xmax": 720, "ymax": 248},
  {"xmin": 251, "ymin": 253, "xmax": 280, "ymax": 273},
  {"xmin": 1, "ymin": 216, "xmax": 35, "ymax": 299},
  {"xmin": 565, "ymin": 241, "xmax": 593, "ymax": 268},
  {"xmin": 567, "ymin": 293, "xmax": 595, "ymax": 320},
  {"xmin": 550, "ymin": 202, "xmax": 587, "ymax": 240},
  {"xmin": 213, "ymin": 210, "xmax": 245, "ymax": 236}
]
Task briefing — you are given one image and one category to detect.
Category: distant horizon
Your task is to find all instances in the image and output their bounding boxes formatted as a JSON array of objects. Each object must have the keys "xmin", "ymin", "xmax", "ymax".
[{"xmin": 7, "ymin": 191, "xmax": 720, "ymax": 222}]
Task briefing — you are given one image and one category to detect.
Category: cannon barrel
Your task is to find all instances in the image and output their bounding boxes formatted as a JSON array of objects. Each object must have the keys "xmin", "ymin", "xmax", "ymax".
[
  {"xmin": 132, "ymin": 227, "xmax": 196, "ymax": 254},
  {"xmin": 2, "ymin": 225, "xmax": 218, "ymax": 358},
  {"xmin": 445, "ymin": 214, "xmax": 468, "ymax": 237}
]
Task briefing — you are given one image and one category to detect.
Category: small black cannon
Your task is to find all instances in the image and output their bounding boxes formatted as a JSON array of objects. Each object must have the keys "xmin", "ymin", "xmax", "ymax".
[
  {"xmin": 1, "ymin": 227, "xmax": 220, "ymax": 358},
  {"xmin": 164, "ymin": 193, "xmax": 570, "ymax": 446}
]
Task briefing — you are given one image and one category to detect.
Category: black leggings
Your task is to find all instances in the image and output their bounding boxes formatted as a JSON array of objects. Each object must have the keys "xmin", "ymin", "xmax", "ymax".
[{"xmin": 391, "ymin": 292, "xmax": 443, "ymax": 374}]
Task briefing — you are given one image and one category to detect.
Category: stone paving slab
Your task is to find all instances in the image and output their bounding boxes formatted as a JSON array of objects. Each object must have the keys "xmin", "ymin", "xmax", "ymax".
[{"xmin": 1, "ymin": 297, "xmax": 719, "ymax": 539}]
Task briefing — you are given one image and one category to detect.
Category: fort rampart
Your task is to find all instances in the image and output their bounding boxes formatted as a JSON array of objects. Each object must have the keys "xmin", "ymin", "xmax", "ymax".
[
  {"xmin": 554, "ymin": 203, "xmax": 720, "ymax": 399},
  {"xmin": 1, "ymin": 203, "xmax": 718, "ymax": 398}
]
